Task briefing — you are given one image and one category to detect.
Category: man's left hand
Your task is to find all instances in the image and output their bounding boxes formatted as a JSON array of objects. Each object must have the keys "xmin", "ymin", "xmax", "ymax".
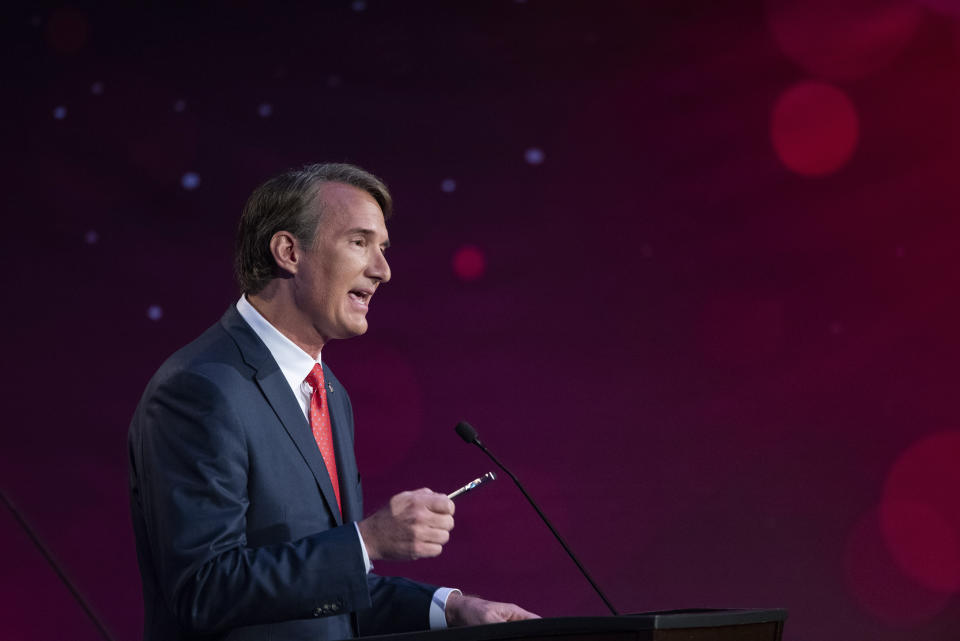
[{"xmin": 445, "ymin": 592, "xmax": 540, "ymax": 627}]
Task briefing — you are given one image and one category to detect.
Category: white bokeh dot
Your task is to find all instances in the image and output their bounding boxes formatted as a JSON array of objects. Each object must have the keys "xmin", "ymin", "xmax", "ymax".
[
  {"xmin": 84, "ymin": 230, "xmax": 99, "ymax": 245},
  {"xmin": 173, "ymin": 99, "xmax": 186, "ymax": 113},
  {"xmin": 181, "ymin": 172, "xmax": 201, "ymax": 190},
  {"xmin": 53, "ymin": 106, "xmax": 67, "ymax": 120},
  {"xmin": 90, "ymin": 81, "xmax": 104, "ymax": 95},
  {"xmin": 147, "ymin": 305, "xmax": 164, "ymax": 321},
  {"xmin": 351, "ymin": 0, "xmax": 367, "ymax": 11},
  {"xmin": 441, "ymin": 178, "xmax": 456, "ymax": 193},
  {"xmin": 524, "ymin": 147, "xmax": 545, "ymax": 165},
  {"xmin": 257, "ymin": 102, "xmax": 273, "ymax": 117}
]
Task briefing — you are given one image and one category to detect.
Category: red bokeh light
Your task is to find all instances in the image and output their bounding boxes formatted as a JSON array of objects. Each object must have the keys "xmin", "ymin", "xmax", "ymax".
[
  {"xmin": 771, "ymin": 82, "xmax": 859, "ymax": 177},
  {"xmin": 880, "ymin": 500, "xmax": 960, "ymax": 592},
  {"xmin": 766, "ymin": 0, "xmax": 923, "ymax": 80},
  {"xmin": 452, "ymin": 245, "xmax": 486, "ymax": 281},
  {"xmin": 844, "ymin": 507, "xmax": 952, "ymax": 624},
  {"xmin": 881, "ymin": 431, "xmax": 960, "ymax": 592}
]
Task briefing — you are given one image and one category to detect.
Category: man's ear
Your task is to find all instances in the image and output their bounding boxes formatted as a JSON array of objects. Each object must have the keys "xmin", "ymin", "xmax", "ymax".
[{"xmin": 269, "ymin": 231, "xmax": 301, "ymax": 276}]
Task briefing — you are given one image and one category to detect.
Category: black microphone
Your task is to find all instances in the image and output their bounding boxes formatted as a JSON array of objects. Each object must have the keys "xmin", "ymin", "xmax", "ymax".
[
  {"xmin": 454, "ymin": 421, "xmax": 481, "ymax": 445},
  {"xmin": 453, "ymin": 421, "xmax": 619, "ymax": 616}
]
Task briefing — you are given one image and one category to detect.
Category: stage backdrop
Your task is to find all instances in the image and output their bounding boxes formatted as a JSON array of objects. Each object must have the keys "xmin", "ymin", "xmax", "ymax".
[{"xmin": 4, "ymin": 1, "xmax": 960, "ymax": 640}]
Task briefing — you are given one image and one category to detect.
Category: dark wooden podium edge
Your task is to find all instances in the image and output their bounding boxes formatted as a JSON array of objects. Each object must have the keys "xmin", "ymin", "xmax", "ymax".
[{"xmin": 361, "ymin": 609, "xmax": 788, "ymax": 641}]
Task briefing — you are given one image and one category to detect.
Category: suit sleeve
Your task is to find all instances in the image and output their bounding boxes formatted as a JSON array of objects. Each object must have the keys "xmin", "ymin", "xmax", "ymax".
[
  {"xmin": 357, "ymin": 574, "xmax": 438, "ymax": 636},
  {"xmin": 131, "ymin": 369, "xmax": 371, "ymax": 634}
]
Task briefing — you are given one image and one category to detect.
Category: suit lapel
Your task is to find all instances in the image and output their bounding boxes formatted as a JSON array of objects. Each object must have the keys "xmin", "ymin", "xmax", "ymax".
[
  {"xmin": 325, "ymin": 365, "xmax": 362, "ymax": 523},
  {"xmin": 256, "ymin": 367, "xmax": 344, "ymax": 525},
  {"xmin": 221, "ymin": 305, "xmax": 344, "ymax": 526}
]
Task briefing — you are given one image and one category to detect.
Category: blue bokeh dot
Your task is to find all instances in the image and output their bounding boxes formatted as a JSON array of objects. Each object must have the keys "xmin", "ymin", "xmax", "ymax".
[
  {"xmin": 524, "ymin": 147, "xmax": 545, "ymax": 165},
  {"xmin": 181, "ymin": 172, "xmax": 201, "ymax": 190}
]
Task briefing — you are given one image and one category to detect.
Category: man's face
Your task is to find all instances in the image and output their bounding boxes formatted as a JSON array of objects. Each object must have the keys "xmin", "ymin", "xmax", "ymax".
[{"xmin": 292, "ymin": 182, "xmax": 391, "ymax": 346}]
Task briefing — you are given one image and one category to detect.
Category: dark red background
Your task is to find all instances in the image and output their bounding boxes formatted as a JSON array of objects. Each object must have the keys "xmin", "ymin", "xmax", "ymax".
[{"xmin": 4, "ymin": 1, "xmax": 960, "ymax": 640}]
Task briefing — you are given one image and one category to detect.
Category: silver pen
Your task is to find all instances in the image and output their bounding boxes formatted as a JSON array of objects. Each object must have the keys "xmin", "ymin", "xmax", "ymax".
[{"xmin": 447, "ymin": 471, "xmax": 497, "ymax": 500}]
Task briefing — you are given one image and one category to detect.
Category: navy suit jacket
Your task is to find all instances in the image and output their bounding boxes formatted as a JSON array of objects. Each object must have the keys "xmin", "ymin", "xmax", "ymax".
[{"xmin": 129, "ymin": 305, "xmax": 436, "ymax": 640}]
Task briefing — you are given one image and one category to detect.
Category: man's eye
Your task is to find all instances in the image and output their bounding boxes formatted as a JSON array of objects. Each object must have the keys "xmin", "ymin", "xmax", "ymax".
[{"xmin": 351, "ymin": 238, "xmax": 365, "ymax": 247}]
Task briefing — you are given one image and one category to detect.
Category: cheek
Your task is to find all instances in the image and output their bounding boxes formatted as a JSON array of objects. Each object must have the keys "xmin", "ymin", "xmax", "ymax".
[
  {"xmin": 335, "ymin": 257, "xmax": 365, "ymax": 282},
  {"xmin": 312, "ymin": 252, "xmax": 362, "ymax": 298}
]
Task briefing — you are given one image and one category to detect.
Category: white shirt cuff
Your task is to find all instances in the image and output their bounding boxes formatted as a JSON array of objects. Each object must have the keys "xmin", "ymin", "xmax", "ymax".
[
  {"xmin": 430, "ymin": 587, "xmax": 461, "ymax": 629},
  {"xmin": 353, "ymin": 522, "xmax": 373, "ymax": 573},
  {"xmin": 354, "ymin": 522, "xmax": 456, "ymax": 628}
]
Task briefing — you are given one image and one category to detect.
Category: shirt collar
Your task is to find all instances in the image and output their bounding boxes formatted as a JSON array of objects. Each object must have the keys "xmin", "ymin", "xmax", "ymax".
[{"xmin": 236, "ymin": 294, "xmax": 320, "ymax": 391}]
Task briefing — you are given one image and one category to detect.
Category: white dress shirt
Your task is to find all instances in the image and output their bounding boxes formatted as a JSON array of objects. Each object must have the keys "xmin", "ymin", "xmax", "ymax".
[{"xmin": 235, "ymin": 295, "xmax": 456, "ymax": 628}]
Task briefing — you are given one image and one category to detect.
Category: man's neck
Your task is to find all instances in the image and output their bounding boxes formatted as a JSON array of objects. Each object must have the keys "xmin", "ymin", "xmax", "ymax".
[{"xmin": 246, "ymin": 288, "xmax": 325, "ymax": 359}]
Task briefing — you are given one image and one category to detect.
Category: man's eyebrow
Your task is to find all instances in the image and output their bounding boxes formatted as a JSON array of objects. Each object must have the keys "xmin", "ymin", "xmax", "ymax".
[{"xmin": 346, "ymin": 227, "xmax": 390, "ymax": 247}]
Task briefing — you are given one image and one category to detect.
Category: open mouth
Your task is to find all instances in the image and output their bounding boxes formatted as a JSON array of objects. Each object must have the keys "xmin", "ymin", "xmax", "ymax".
[{"xmin": 348, "ymin": 290, "xmax": 371, "ymax": 306}]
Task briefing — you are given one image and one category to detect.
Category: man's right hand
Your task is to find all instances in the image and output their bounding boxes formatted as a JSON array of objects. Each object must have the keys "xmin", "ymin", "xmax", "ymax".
[{"xmin": 357, "ymin": 488, "xmax": 455, "ymax": 561}]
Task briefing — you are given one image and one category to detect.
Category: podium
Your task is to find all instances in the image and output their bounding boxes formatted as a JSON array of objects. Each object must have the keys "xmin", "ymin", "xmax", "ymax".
[{"xmin": 365, "ymin": 609, "xmax": 787, "ymax": 641}]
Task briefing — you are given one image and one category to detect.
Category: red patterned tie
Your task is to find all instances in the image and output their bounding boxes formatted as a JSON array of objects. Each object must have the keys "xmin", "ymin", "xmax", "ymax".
[{"xmin": 305, "ymin": 363, "xmax": 341, "ymax": 514}]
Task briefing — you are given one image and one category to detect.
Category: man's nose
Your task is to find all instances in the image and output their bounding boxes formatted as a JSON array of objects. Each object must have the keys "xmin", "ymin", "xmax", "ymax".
[{"xmin": 368, "ymin": 249, "xmax": 391, "ymax": 283}]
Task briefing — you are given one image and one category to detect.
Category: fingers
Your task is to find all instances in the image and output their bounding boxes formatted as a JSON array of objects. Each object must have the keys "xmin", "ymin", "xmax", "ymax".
[
  {"xmin": 499, "ymin": 604, "xmax": 540, "ymax": 621},
  {"xmin": 409, "ymin": 520, "xmax": 450, "ymax": 547},
  {"xmin": 397, "ymin": 490, "xmax": 454, "ymax": 534},
  {"xmin": 422, "ymin": 510, "xmax": 455, "ymax": 534},
  {"xmin": 445, "ymin": 594, "xmax": 541, "ymax": 627},
  {"xmin": 413, "ymin": 487, "xmax": 455, "ymax": 515},
  {"xmin": 358, "ymin": 488, "xmax": 457, "ymax": 561},
  {"xmin": 403, "ymin": 490, "xmax": 453, "ymax": 557},
  {"xmin": 410, "ymin": 540, "xmax": 443, "ymax": 559}
]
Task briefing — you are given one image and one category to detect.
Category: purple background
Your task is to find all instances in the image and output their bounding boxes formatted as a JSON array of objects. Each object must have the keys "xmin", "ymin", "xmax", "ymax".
[{"xmin": 5, "ymin": 1, "xmax": 960, "ymax": 640}]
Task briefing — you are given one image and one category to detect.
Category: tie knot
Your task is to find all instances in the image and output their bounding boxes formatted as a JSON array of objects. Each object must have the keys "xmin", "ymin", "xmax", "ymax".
[{"xmin": 305, "ymin": 363, "xmax": 325, "ymax": 391}]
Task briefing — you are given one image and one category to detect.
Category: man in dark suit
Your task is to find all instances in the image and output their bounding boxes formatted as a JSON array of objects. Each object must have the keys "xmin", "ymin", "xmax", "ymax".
[{"xmin": 128, "ymin": 163, "xmax": 536, "ymax": 640}]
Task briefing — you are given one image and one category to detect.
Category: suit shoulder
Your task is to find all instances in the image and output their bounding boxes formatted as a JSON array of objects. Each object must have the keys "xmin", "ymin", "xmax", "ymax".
[
  {"xmin": 163, "ymin": 321, "xmax": 244, "ymax": 373},
  {"xmin": 140, "ymin": 318, "xmax": 252, "ymax": 403}
]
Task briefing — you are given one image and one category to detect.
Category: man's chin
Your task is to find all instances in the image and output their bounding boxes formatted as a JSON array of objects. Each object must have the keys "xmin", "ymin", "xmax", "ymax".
[
  {"xmin": 342, "ymin": 319, "xmax": 369, "ymax": 338},
  {"xmin": 318, "ymin": 318, "xmax": 369, "ymax": 343}
]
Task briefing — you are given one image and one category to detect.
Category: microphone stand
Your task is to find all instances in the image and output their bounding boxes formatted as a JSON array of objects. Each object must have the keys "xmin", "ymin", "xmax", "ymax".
[
  {"xmin": 456, "ymin": 422, "xmax": 620, "ymax": 616},
  {"xmin": 1, "ymin": 489, "xmax": 117, "ymax": 641}
]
